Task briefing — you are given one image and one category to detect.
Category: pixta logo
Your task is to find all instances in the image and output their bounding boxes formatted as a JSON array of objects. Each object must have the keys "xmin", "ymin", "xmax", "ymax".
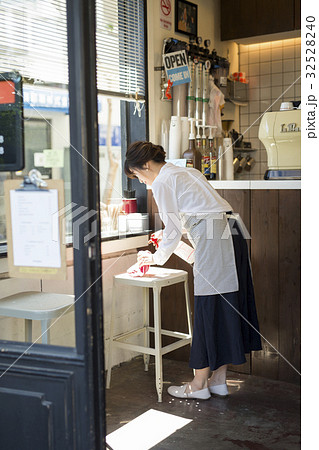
[
  {"xmin": 153, "ymin": 212, "xmax": 251, "ymax": 241},
  {"xmin": 52, "ymin": 203, "xmax": 98, "ymax": 250}
]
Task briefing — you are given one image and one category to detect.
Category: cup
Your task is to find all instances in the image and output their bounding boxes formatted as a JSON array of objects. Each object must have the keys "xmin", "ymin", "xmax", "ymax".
[
  {"xmin": 168, "ymin": 116, "xmax": 182, "ymax": 159},
  {"xmin": 103, "ymin": 203, "xmax": 122, "ymax": 233},
  {"xmin": 236, "ymin": 155, "xmax": 247, "ymax": 173},
  {"xmin": 233, "ymin": 156, "xmax": 240, "ymax": 173},
  {"xmin": 118, "ymin": 214, "xmax": 128, "ymax": 233},
  {"xmin": 245, "ymin": 156, "xmax": 256, "ymax": 171},
  {"xmin": 161, "ymin": 119, "xmax": 169, "ymax": 153},
  {"xmin": 239, "ymin": 155, "xmax": 247, "ymax": 170},
  {"xmin": 127, "ymin": 213, "xmax": 149, "ymax": 233},
  {"xmin": 122, "ymin": 198, "xmax": 137, "ymax": 214},
  {"xmin": 280, "ymin": 102, "xmax": 294, "ymax": 111}
]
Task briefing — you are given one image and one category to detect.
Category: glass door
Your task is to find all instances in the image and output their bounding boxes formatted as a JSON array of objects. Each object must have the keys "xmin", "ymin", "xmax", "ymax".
[{"xmin": 0, "ymin": 1, "xmax": 106, "ymax": 448}]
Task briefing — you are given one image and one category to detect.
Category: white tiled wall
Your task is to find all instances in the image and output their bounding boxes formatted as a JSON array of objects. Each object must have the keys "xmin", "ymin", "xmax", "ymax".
[{"xmin": 236, "ymin": 37, "xmax": 301, "ymax": 180}]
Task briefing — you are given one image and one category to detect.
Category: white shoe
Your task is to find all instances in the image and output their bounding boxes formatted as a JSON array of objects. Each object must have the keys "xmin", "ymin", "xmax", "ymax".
[
  {"xmin": 208, "ymin": 383, "xmax": 228, "ymax": 397},
  {"xmin": 168, "ymin": 384, "xmax": 211, "ymax": 400}
]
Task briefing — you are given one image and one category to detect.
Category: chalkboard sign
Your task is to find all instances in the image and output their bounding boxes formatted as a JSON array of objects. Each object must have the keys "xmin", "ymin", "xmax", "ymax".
[{"xmin": 0, "ymin": 72, "xmax": 24, "ymax": 171}]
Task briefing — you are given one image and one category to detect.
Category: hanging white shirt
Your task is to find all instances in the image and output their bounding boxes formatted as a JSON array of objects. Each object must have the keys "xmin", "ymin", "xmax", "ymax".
[{"xmin": 151, "ymin": 162, "xmax": 239, "ymax": 296}]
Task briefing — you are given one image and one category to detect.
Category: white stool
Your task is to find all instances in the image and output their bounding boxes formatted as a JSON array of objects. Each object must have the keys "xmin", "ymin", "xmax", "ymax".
[
  {"xmin": 0, "ymin": 292, "xmax": 75, "ymax": 344},
  {"xmin": 106, "ymin": 267, "xmax": 192, "ymax": 402}
]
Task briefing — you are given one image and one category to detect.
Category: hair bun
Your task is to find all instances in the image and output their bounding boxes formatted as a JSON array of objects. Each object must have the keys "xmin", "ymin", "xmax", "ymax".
[
  {"xmin": 153, "ymin": 143, "xmax": 166, "ymax": 161},
  {"xmin": 124, "ymin": 141, "xmax": 166, "ymax": 177}
]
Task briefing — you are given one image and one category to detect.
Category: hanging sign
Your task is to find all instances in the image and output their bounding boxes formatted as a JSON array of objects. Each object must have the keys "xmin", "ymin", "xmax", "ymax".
[
  {"xmin": 163, "ymin": 50, "xmax": 191, "ymax": 86},
  {"xmin": 160, "ymin": 0, "xmax": 172, "ymax": 30}
]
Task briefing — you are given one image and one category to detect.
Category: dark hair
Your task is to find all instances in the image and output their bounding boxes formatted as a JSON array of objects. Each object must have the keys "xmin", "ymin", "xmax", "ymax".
[{"xmin": 124, "ymin": 141, "xmax": 166, "ymax": 178}]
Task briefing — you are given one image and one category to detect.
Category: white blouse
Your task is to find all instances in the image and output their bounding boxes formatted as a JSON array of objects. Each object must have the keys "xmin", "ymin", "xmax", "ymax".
[{"xmin": 151, "ymin": 163, "xmax": 239, "ymax": 296}]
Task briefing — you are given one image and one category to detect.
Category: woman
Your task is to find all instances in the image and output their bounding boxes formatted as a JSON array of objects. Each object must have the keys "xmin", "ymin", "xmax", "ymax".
[{"xmin": 124, "ymin": 141, "xmax": 262, "ymax": 400}]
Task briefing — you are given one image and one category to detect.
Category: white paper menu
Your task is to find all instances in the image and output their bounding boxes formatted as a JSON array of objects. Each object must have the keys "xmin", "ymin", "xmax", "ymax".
[{"xmin": 10, "ymin": 189, "xmax": 61, "ymax": 268}]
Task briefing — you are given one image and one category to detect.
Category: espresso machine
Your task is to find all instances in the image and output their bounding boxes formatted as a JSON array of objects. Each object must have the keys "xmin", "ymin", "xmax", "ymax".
[{"xmin": 258, "ymin": 108, "xmax": 301, "ymax": 179}]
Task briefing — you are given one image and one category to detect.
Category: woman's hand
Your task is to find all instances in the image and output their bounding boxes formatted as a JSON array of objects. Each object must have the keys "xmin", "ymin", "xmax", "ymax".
[{"xmin": 137, "ymin": 250, "xmax": 154, "ymax": 268}]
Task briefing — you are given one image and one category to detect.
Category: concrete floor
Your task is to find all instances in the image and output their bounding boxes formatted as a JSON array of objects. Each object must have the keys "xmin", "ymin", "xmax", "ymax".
[{"xmin": 106, "ymin": 357, "xmax": 300, "ymax": 449}]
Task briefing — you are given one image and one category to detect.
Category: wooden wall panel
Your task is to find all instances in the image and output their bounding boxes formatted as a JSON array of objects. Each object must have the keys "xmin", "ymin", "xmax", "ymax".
[
  {"xmin": 251, "ymin": 190, "xmax": 280, "ymax": 380},
  {"xmin": 220, "ymin": 189, "xmax": 251, "ymax": 233},
  {"xmin": 278, "ymin": 190, "xmax": 301, "ymax": 384},
  {"xmin": 215, "ymin": 189, "xmax": 224, "ymax": 199},
  {"xmin": 221, "ymin": 188, "xmax": 251, "ymax": 254}
]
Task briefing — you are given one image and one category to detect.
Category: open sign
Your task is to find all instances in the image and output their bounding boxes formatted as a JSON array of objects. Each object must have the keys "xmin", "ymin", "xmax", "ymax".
[{"xmin": 163, "ymin": 50, "xmax": 191, "ymax": 86}]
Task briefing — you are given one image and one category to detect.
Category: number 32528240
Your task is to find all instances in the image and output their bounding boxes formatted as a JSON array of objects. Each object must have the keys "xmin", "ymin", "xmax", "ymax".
[{"xmin": 306, "ymin": 16, "xmax": 316, "ymax": 79}]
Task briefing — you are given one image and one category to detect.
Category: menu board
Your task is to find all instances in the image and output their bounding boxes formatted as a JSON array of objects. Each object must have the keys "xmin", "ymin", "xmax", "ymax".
[{"xmin": 4, "ymin": 179, "xmax": 66, "ymax": 280}]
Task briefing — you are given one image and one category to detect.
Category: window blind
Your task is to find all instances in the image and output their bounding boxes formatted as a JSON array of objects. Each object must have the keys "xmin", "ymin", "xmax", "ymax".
[
  {"xmin": 0, "ymin": 0, "xmax": 69, "ymax": 85},
  {"xmin": 96, "ymin": 0, "xmax": 145, "ymax": 98},
  {"xmin": 0, "ymin": 0, "xmax": 145, "ymax": 98}
]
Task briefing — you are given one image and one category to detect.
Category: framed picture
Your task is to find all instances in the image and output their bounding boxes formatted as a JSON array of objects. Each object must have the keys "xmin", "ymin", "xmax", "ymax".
[{"xmin": 175, "ymin": 0, "xmax": 198, "ymax": 37}]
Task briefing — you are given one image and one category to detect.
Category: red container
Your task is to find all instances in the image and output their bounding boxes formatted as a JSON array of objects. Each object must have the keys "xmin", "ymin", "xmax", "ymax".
[{"xmin": 122, "ymin": 198, "xmax": 137, "ymax": 214}]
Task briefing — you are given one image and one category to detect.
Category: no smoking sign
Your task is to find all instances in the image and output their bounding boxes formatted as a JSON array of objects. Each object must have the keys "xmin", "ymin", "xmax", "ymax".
[
  {"xmin": 160, "ymin": 0, "xmax": 172, "ymax": 30},
  {"xmin": 161, "ymin": 0, "xmax": 171, "ymax": 15}
]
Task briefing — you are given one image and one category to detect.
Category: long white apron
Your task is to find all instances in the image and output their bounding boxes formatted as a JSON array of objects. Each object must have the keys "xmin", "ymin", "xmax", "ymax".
[{"xmin": 181, "ymin": 211, "xmax": 239, "ymax": 296}]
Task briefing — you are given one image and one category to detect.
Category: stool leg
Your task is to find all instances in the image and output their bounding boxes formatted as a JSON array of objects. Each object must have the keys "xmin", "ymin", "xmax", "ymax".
[
  {"xmin": 106, "ymin": 283, "xmax": 116, "ymax": 389},
  {"xmin": 184, "ymin": 279, "xmax": 193, "ymax": 338},
  {"xmin": 41, "ymin": 319, "xmax": 51, "ymax": 345},
  {"xmin": 143, "ymin": 287, "xmax": 150, "ymax": 371},
  {"xmin": 25, "ymin": 319, "xmax": 32, "ymax": 342},
  {"xmin": 153, "ymin": 286, "xmax": 163, "ymax": 402}
]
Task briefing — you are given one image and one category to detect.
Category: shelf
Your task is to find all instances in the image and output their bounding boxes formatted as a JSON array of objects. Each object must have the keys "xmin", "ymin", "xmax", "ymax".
[
  {"xmin": 225, "ymin": 98, "xmax": 249, "ymax": 107},
  {"xmin": 233, "ymin": 147, "xmax": 258, "ymax": 152},
  {"xmin": 229, "ymin": 99, "xmax": 249, "ymax": 107}
]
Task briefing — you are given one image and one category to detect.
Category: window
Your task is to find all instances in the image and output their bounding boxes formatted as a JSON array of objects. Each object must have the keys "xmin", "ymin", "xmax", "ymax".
[{"xmin": 0, "ymin": 0, "xmax": 147, "ymax": 251}]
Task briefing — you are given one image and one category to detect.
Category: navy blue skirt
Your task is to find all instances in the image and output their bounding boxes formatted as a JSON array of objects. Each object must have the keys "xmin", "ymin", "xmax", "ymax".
[{"xmin": 189, "ymin": 218, "xmax": 262, "ymax": 371}]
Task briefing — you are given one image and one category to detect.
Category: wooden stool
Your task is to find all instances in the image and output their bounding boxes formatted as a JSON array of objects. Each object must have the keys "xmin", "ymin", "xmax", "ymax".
[
  {"xmin": 0, "ymin": 292, "xmax": 75, "ymax": 344},
  {"xmin": 106, "ymin": 267, "xmax": 192, "ymax": 402}
]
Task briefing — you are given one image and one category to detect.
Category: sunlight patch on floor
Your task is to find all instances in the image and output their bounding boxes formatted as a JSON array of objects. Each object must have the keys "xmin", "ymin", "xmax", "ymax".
[{"xmin": 106, "ymin": 408, "xmax": 192, "ymax": 450}]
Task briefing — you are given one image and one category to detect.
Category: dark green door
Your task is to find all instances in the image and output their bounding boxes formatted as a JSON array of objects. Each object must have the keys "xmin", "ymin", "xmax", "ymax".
[{"xmin": 0, "ymin": 1, "xmax": 106, "ymax": 448}]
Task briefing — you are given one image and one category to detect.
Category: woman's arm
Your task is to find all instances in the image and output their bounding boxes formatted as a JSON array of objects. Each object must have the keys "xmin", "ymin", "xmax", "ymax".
[{"xmin": 151, "ymin": 180, "xmax": 182, "ymax": 266}]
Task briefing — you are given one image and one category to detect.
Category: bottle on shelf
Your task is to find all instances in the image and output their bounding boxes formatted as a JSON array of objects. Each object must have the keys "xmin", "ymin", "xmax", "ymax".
[
  {"xmin": 207, "ymin": 125, "xmax": 217, "ymax": 180},
  {"xmin": 195, "ymin": 120, "xmax": 203, "ymax": 154},
  {"xmin": 200, "ymin": 126, "xmax": 210, "ymax": 179},
  {"xmin": 182, "ymin": 118, "xmax": 202, "ymax": 171}
]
